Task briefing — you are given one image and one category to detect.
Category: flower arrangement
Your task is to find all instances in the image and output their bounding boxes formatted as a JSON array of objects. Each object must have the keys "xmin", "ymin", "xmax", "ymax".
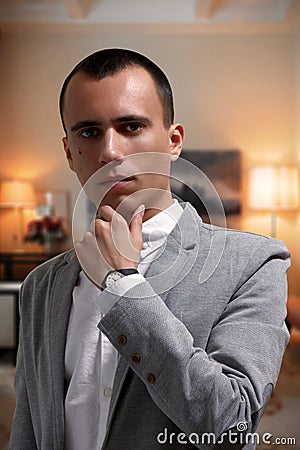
[{"xmin": 24, "ymin": 216, "xmax": 67, "ymax": 248}]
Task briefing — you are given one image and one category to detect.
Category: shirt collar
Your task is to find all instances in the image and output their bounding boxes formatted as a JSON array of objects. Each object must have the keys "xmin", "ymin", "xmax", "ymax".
[{"xmin": 141, "ymin": 199, "xmax": 183, "ymax": 249}]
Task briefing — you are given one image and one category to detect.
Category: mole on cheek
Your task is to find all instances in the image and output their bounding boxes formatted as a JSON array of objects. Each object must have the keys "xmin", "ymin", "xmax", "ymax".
[{"xmin": 78, "ymin": 149, "xmax": 82, "ymax": 155}]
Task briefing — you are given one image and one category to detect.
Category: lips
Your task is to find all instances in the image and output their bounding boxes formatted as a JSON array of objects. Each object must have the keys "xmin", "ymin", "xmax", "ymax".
[
  {"xmin": 110, "ymin": 177, "xmax": 136, "ymax": 191},
  {"xmin": 95, "ymin": 176, "xmax": 136, "ymax": 198},
  {"xmin": 99, "ymin": 175, "xmax": 135, "ymax": 186}
]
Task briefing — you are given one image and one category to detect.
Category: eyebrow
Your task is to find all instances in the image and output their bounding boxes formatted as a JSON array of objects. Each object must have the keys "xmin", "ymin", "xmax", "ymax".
[
  {"xmin": 70, "ymin": 115, "xmax": 153, "ymax": 132},
  {"xmin": 113, "ymin": 115, "xmax": 153, "ymax": 127},
  {"xmin": 70, "ymin": 120, "xmax": 101, "ymax": 132}
]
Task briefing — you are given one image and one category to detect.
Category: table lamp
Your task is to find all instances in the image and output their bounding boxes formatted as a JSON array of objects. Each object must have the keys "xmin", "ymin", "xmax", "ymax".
[
  {"xmin": 248, "ymin": 165, "xmax": 299, "ymax": 237},
  {"xmin": 0, "ymin": 180, "xmax": 35, "ymax": 250}
]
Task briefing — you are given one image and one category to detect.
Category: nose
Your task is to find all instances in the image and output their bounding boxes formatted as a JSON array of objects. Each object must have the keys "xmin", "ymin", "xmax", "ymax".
[{"xmin": 99, "ymin": 128, "xmax": 124, "ymax": 165}]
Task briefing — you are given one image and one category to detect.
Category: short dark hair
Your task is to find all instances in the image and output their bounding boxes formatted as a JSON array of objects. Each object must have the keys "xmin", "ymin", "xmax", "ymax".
[{"xmin": 59, "ymin": 48, "xmax": 174, "ymax": 133}]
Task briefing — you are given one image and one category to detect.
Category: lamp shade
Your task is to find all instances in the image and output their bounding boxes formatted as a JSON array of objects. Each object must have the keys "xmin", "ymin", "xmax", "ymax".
[
  {"xmin": 0, "ymin": 180, "xmax": 35, "ymax": 207},
  {"xmin": 248, "ymin": 166, "xmax": 299, "ymax": 210}
]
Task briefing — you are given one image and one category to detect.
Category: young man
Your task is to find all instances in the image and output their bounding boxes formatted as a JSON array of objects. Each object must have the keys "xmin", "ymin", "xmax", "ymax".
[{"xmin": 10, "ymin": 49, "xmax": 290, "ymax": 450}]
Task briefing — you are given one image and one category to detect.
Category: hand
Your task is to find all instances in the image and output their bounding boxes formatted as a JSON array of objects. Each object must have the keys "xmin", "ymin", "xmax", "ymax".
[{"xmin": 75, "ymin": 204, "xmax": 145, "ymax": 287}]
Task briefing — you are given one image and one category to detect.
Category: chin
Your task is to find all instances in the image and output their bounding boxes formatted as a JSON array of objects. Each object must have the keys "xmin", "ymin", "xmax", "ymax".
[{"xmin": 100, "ymin": 194, "xmax": 128, "ymax": 213}]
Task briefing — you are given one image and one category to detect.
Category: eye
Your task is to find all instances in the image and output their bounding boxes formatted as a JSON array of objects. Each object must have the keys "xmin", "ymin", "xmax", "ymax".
[
  {"xmin": 79, "ymin": 128, "xmax": 99, "ymax": 138},
  {"xmin": 123, "ymin": 123, "xmax": 143, "ymax": 133}
]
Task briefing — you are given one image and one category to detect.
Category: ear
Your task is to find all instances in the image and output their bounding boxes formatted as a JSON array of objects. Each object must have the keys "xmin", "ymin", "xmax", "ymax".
[
  {"xmin": 62, "ymin": 137, "xmax": 76, "ymax": 172},
  {"xmin": 168, "ymin": 123, "xmax": 184, "ymax": 162}
]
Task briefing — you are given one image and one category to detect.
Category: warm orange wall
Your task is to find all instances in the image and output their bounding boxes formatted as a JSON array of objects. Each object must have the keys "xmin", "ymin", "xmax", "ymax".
[
  {"xmin": 297, "ymin": 26, "xmax": 300, "ymax": 161},
  {"xmin": 0, "ymin": 31, "xmax": 296, "ymax": 187}
]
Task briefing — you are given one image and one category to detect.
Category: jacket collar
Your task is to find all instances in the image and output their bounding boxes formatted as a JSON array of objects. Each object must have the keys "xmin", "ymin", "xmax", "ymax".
[{"xmin": 144, "ymin": 202, "xmax": 201, "ymax": 299}]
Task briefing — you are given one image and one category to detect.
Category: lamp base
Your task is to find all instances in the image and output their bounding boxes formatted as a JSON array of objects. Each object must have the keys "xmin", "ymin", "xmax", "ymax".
[{"xmin": 270, "ymin": 211, "xmax": 277, "ymax": 238}]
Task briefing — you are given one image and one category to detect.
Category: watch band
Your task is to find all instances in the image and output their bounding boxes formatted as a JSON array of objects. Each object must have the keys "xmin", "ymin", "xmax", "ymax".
[
  {"xmin": 101, "ymin": 268, "xmax": 139, "ymax": 291},
  {"xmin": 114, "ymin": 269, "xmax": 139, "ymax": 277}
]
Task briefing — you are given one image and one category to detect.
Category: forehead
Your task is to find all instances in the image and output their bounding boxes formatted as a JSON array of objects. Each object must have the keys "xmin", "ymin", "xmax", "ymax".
[{"xmin": 63, "ymin": 66, "xmax": 164, "ymax": 124}]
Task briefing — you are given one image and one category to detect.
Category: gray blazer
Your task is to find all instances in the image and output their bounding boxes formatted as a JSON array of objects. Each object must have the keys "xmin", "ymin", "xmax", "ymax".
[{"xmin": 9, "ymin": 203, "xmax": 290, "ymax": 450}]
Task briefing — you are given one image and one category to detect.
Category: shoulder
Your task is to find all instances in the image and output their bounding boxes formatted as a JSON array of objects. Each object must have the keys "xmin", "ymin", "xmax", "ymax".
[
  {"xmin": 184, "ymin": 204, "xmax": 290, "ymax": 291},
  {"xmin": 204, "ymin": 222, "xmax": 289, "ymax": 261},
  {"xmin": 21, "ymin": 248, "xmax": 79, "ymax": 290},
  {"xmin": 181, "ymin": 202, "xmax": 290, "ymax": 264},
  {"xmin": 203, "ymin": 220, "xmax": 288, "ymax": 253}
]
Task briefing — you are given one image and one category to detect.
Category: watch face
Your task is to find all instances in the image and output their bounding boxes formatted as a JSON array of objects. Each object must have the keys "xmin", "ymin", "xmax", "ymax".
[{"xmin": 106, "ymin": 271, "xmax": 124, "ymax": 287}]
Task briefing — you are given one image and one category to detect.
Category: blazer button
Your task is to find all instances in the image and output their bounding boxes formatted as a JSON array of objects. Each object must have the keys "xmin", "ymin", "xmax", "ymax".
[
  {"xmin": 117, "ymin": 335, "xmax": 127, "ymax": 345},
  {"xmin": 132, "ymin": 353, "xmax": 141, "ymax": 363},
  {"xmin": 147, "ymin": 373, "xmax": 155, "ymax": 384}
]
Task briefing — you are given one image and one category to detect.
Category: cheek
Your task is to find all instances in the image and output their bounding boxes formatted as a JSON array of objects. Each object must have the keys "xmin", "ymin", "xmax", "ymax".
[
  {"xmin": 74, "ymin": 148, "xmax": 96, "ymax": 169},
  {"xmin": 72, "ymin": 150, "xmax": 102, "ymax": 181}
]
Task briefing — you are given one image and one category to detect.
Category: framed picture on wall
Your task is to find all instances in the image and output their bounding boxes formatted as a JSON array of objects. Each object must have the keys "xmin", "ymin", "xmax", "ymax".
[{"xmin": 170, "ymin": 149, "xmax": 242, "ymax": 229}]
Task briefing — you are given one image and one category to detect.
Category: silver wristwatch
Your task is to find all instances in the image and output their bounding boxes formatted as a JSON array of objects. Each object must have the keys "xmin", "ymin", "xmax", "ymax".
[{"xmin": 101, "ymin": 268, "xmax": 139, "ymax": 290}]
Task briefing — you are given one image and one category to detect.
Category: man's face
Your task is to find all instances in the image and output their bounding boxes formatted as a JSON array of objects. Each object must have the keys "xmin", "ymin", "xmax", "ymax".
[{"xmin": 62, "ymin": 66, "xmax": 184, "ymax": 213}]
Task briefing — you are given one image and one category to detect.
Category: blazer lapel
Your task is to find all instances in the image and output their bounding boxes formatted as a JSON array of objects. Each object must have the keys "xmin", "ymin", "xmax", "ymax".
[{"xmin": 146, "ymin": 202, "xmax": 200, "ymax": 304}]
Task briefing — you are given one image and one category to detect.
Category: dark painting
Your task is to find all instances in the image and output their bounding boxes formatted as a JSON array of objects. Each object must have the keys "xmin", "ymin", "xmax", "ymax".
[{"xmin": 170, "ymin": 150, "xmax": 242, "ymax": 229}]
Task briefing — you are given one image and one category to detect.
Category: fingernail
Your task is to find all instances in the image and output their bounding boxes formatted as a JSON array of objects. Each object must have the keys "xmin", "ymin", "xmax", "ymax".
[{"xmin": 136, "ymin": 204, "xmax": 145, "ymax": 215}]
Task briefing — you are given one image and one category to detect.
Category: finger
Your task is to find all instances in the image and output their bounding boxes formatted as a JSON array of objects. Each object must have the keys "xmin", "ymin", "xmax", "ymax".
[
  {"xmin": 129, "ymin": 204, "xmax": 145, "ymax": 240},
  {"xmin": 96, "ymin": 205, "xmax": 115, "ymax": 222},
  {"xmin": 96, "ymin": 207, "xmax": 127, "ymax": 235}
]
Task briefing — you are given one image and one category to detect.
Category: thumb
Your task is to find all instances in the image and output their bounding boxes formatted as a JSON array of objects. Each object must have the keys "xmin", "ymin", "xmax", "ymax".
[{"xmin": 129, "ymin": 204, "xmax": 145, "ymax": 242}]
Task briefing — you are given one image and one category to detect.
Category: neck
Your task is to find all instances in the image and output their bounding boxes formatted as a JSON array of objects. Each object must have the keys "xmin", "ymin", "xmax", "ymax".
[
  {"xmin": 142, "ymin": 195, "xmax": 174, "ymax": 222},
  {"xmin": 115, "ymin": 188, "xmax": 174, "ymax": 223}
]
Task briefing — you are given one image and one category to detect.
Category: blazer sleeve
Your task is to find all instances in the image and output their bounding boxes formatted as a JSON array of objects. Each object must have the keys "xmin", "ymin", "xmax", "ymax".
[
  {"xmin": 9, "ymin": 287, "xmax": 38, "ymax": 450},
  {"xmin": 98, "ymin": 237, "xmax": 290, "ymax": 448}
]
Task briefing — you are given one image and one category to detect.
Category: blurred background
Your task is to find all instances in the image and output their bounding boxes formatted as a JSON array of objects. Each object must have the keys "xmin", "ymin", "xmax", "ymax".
[{"xmin": 0, "ymin": 0, "xmax": 300, "ymax": 448}]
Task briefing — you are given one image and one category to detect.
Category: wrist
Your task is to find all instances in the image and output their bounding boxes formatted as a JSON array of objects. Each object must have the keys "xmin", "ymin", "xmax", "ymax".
[{"xmin": 101, "ymin": 268, "xmax": 139, "ymax": 291}]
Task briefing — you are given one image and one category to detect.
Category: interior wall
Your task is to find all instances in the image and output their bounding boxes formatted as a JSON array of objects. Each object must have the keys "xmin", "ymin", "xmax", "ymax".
[
  {"xmin": 287, "ymin": 26, "xmax": 300, "ymax": 295},
  {"xmin": 296, "ymin": 26, "xmax": 300, "ymax": 162},
  {"xmin": 0, "ymin": 28, "xmax": 299, "ymax": 290},
  {"xmin": 0, "ymin": 30, "xmax": 296, "ymax": 186}
]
